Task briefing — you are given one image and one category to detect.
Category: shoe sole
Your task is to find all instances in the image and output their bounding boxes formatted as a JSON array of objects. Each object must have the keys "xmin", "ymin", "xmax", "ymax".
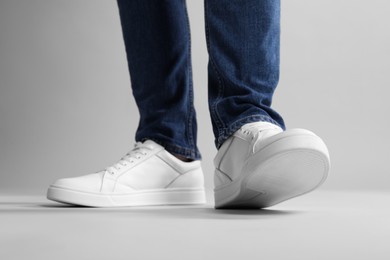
[
  {"xmin": 47, "ymin": 187, "xmax": 206, "ymax": 207},
  {"xmin": 214, "ymin": 129, "xmax": 330, "ymax": 209}
]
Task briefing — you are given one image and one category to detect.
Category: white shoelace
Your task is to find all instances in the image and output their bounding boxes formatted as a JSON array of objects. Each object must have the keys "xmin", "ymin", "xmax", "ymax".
[
  {"xmin": 104, "ymin": 141, "xmax": 154, "ymax": 175},
  {"xmin": 240, "ymin": 123, "xmax": 282, "ymax": 153}
]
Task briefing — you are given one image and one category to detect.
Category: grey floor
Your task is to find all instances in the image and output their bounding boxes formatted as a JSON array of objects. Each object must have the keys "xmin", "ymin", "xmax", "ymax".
[{"xmin": 1, "ymin": 191, "xmax": 389, "ymax": 260}]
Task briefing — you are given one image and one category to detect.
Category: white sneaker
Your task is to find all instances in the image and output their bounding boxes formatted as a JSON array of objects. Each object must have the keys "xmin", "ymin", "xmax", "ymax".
[
  {"xmin": 47, "ymin": 140, "xmax": 206, "ymax": 207},
  {"xmin": 214, "ymin": 121, "xmax": 330, "ymax": 209}
]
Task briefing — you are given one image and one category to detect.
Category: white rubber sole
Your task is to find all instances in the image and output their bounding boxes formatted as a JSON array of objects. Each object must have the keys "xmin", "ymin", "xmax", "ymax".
[
  {"xmin": 214, "ymin": 129, "xmax": 330, "ymax": 209},
  {"xmin": 47, "ymin": 186, "xmax": 206, "ymax": 207}
]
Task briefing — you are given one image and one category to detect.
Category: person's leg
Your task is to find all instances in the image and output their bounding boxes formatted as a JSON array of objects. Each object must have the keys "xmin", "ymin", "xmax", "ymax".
[
  {"xmin": 117, "ymin": 0, "xmax": 200, "ymax": 160},
  {"xmin": 204, "ymin": 0, "xmax": 285, "ymax": 148},
  {"xmin": 205, "ymin": 0, "xmax": 330, "ymax": 209},
  {"xmin": 46, "ymin": 0, "xmax": 207, "ymax": 207}
]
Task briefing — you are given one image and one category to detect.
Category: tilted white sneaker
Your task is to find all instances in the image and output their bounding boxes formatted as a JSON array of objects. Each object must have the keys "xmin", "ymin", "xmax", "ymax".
[
  {"xmin": 47, "ymin": 140, "xmax": 206, "ymax": 207},
  {"xmin": 214, "ymin": 121, "xmax": 330, "ymax": 209}
]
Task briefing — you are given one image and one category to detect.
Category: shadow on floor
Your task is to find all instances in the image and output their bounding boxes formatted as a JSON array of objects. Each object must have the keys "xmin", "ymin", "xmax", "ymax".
[{"xmin": 0, "ymin": 200, "xmax": 302, "ymax": 220}]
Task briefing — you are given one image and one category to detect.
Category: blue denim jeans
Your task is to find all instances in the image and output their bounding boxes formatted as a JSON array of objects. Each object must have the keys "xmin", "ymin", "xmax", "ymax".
[{"xmin": 117, "ymin": 0, "xmax": 285, "ymax": 160}]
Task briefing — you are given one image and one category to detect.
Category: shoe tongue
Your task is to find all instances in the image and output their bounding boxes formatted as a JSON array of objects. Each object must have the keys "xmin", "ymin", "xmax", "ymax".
[{"xmin": 242, "ymin": 121, "xmax": 282, "ymax": 132}]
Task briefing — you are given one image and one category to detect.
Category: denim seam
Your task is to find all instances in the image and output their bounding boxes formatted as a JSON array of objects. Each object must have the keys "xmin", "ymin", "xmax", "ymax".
[
  {"xmin": 183, "ymin": 1, "xmax": 196, "ymax": 150},
  {"xmin": 204, "ymin": 1, "xmax": 225, "ymax": 136},
  {"xmin": 209, "ymin": 58, "xmax": 226, "ymax": 133},
  {"xmin": 203, "ymin": 21, "xmax": 276, "ymax": 91}
]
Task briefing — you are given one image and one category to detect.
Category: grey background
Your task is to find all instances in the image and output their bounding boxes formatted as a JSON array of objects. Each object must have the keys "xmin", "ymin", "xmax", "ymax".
[{"xmin": 1, "ymin": 0, "xmax": 389, "ymax": 198}]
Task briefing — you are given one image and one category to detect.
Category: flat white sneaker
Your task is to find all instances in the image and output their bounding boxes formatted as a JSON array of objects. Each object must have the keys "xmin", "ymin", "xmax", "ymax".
[
  {"xmin": 214, "ymin": 121, "xmax": 330, "ymax": 209},
  {"xmin": 47, "ymin": 140, "xmax": 206, "ymax": 207}
]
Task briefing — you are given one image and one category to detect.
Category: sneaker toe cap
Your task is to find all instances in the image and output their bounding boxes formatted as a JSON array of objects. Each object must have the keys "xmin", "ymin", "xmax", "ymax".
[{"xmin": 50, "ymin": 172, "xmax": 105, "ymax": 193}]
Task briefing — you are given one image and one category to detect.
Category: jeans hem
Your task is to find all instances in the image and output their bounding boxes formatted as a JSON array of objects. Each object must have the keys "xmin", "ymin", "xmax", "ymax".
[
  {"xmin": 140, "ymin": 137, "xmax": 201, "ymax": 161},
  {"xmin": 215, "ymin": 115, "xmax": 284, "ymax": 149}
]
